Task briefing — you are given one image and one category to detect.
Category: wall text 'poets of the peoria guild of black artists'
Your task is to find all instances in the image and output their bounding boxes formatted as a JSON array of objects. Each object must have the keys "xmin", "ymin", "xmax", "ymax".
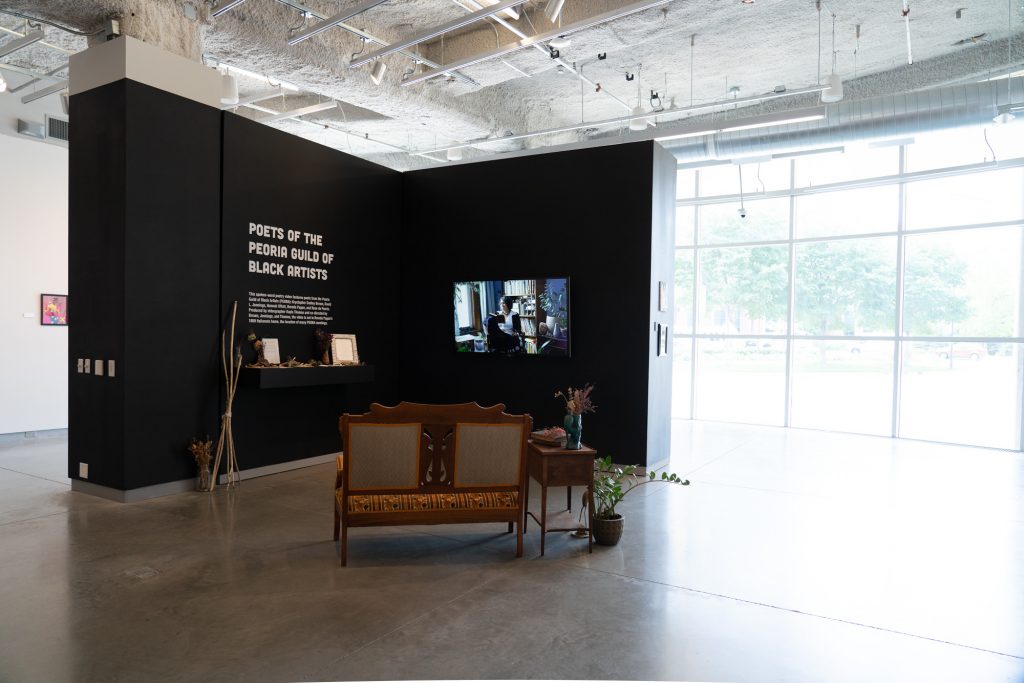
[{"xmin": 247, "ymin": 221, "xmax": 335, "ymax": 281}]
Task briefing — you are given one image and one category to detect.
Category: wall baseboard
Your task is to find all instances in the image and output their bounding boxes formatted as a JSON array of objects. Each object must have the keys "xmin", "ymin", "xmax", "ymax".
[
  {"xmin": 71, "ymin": 452, "xmax": 339, "ymax": 503},
  {"xmin": 0, "ymin": 428, "xmax": 69, "ymax": 443},
  {"xmin": 216, "ymin": 452, "xmax": 338, "ymax": 484}
]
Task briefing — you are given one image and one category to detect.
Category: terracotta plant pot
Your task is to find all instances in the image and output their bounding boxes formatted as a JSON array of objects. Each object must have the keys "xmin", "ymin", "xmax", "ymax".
[{"xmin": 592, "ymin": 514, "xmax": 624, "ymax": 546}]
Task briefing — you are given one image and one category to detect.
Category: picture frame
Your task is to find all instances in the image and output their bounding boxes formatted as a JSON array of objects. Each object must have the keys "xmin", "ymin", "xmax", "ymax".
[
  {"xmin": 262, "ymin": 338, "xmax": 281, "ymax": 365},
  {"xmin": 658, "ymin": 281, "xmax": 668, "ymax": 313},
  {"xmin": 41, "ymin": 294, "xmax": 67, "ymax": 326},
  {"xmin": 331, "ymin": 334, "xmax": 359, "ymax": 365}
]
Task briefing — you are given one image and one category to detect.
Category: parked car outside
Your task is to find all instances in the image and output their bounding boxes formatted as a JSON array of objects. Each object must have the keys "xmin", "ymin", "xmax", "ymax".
[{"xmin": 933, "ymin": 342, "xmax": 988, "ymax": 360}]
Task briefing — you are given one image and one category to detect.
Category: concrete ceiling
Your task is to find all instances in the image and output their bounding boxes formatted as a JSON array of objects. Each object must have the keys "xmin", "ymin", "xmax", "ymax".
[{"xmin": 2, "ymin": 0, "xmax": 1022, "ymax": 169}]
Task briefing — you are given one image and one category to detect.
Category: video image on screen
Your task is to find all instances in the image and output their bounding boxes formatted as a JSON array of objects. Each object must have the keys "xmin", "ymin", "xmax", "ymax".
[{"xmin": 453, "ymin": 278, "xmax": 570, "ymax": 356}]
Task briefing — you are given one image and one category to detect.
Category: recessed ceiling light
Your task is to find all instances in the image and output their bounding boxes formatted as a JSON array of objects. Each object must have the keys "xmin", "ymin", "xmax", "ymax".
[{"xmin": 741, "ymin": 0, "xmax": 754, "ymax": 4}]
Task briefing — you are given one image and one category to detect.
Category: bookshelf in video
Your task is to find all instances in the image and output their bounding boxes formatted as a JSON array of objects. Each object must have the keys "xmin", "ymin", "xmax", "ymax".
[{"xmin": 453, "ymin": 278, "xmax": 570, "ymax": 356}]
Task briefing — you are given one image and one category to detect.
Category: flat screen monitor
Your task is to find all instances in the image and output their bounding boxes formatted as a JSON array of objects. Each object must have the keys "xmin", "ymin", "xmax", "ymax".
[{"xmin": 453, "ymin": 278, "xmax": 570, "ymax": 356}]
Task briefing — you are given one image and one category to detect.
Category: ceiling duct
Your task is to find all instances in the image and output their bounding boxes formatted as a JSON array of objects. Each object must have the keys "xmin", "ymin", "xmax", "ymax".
[{"xmin": 662, "ymin": 77, "xmax": 1024, "ymax": 163}]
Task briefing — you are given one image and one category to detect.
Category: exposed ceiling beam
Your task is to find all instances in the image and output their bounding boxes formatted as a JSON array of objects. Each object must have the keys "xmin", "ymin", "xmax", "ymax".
[
  {"xmin": 350, "ymin": 0, "xmax": 527, "ymax": 69},
  {"xmin": 20, "ymin": 79, "xmax": 67, "ymax": 104},
  {"xmin": 0, "ymin": 29, "xmax": 45, "ymax": 58},
  {"xmin": 211, "ymin": 0, "xmax": 250, "ymax": 17},
  {"xmin": 402, "ymin": 0, "xmax": 674, "ymax": 87},
  {"xmin": 260, "ymin": 100, "xmax": 338, "ymax": 123},
  {"xmin": 287, "ymin": 0, "xmax": 391, "ymax": 46}
]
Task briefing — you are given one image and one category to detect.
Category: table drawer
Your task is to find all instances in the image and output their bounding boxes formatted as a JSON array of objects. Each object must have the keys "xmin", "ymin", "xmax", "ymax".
[{"xmin": 540, "ymin": 456, "xmax": 593, "ymax": 486}]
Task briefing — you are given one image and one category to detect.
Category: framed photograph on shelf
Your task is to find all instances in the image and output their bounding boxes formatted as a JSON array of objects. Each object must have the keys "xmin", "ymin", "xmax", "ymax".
[
  {"xmin": 262, "ymin": 338, "xmax": 281, "ymax": 365},
  {"xmin": 41, "ymin": 294, "xmax": 67, "ymax": 326},
  {"xmin": 331, "ymin": 334, "xmax": 359, "ymax": 365},
  {"xmin": 658, "ymin": 281, "xmax": 668, "ymax": 312}
]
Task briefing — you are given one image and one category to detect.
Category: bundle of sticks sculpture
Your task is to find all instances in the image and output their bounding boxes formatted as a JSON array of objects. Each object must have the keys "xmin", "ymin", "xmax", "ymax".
[{"xmin": 211, "ymin": 300, "xmax": 242, "ymax": 489}]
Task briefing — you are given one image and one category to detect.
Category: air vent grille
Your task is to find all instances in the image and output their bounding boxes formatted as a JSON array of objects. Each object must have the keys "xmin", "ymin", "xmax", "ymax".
[{"xmin": 46, "ymin": 115, "xmax": 69, "ymax": 143}]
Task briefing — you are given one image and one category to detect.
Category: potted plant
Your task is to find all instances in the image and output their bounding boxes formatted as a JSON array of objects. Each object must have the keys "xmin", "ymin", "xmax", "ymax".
[
  {"xmin": 555, "ymin": 383, "xmax": 596, "ymax": 450},
  {"xmin": 589, "ymin": 455, "xmax": 689, "ymax": 546}
]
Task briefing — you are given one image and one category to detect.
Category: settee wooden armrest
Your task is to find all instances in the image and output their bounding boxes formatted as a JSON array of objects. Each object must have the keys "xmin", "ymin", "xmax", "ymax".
[{"xmin": 334, "ymin": 401, "xmax": 532, "ymax": 566}]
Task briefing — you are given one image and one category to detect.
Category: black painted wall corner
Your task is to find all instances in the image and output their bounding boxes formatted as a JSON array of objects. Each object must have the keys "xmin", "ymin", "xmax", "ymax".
[{"xmin": 399, "ymin": 142, "xmax": 671, "ymax": 466}]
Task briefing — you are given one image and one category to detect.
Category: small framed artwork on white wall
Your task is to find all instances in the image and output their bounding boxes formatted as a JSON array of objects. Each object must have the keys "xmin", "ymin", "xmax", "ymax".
[{"xmin": 658, "ymin": 281, "xmax": 668, "ymax": 313}]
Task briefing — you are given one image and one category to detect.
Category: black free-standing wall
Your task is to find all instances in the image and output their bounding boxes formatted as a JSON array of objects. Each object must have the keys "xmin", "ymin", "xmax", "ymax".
[
  {"xmin": 399, "ymin": 142, "xmax": 674, "ymax": 466},
  {"xmin": 221, "ymin": 115, "xmax": 403, "ymax": 469},
  {"xmin": 69, "ymin": 80, "xmax": 222, "ymax": 490}
]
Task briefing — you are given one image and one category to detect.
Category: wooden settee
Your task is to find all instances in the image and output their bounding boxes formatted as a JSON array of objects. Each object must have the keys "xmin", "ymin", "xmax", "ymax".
[{"xmin": 335, "ymin": 402, "xmax": 532, "ymax": 566}]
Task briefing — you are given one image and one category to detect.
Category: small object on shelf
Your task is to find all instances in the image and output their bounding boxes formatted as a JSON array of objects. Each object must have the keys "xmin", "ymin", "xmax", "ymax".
[
  {"xmin": 531, "ymin": 427, "xmax": 567, "ymax": 447},
  {"xmin": 314, "ymin": 328, "xmax": 333, "ymax": 365},
  {"xmin": 263, "ymin": 338, "xmax": 281, "ymax": 365},
  {"xmin": 331, "ymin": 334, "xmax": 359, "ymax": 365}
]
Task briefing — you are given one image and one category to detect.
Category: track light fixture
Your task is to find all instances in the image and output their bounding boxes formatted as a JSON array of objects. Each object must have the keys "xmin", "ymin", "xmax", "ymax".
[
  {"xmin": 548, "ymin": 47, "xmax": 560, "ymax": 59},
  {"xmin": 370, "ymin": 60, "xmax": 387, "ymax": 85},
  {"xmin": 548, "ymin": 36, "xmax": 571, "ymax": 50},
  {"xmin": 544, "ymin": 0, "xmax": 566, "ymax": 23}
]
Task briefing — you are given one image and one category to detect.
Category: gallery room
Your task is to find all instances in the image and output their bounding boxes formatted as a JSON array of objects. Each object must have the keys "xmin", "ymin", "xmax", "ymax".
[{"xmin": 0, "ymin": 0, "xmax": 1022, "ymax": 681}]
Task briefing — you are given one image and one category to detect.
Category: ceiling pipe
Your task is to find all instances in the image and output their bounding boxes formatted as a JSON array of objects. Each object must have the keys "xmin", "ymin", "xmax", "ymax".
[{"xmin": 662, "ymin": 77, "xmax": 1024, "ymax": 163}]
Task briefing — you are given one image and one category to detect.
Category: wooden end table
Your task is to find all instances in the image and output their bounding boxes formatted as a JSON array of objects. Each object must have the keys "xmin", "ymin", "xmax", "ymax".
[{"xmin": 525, "ymin": 441, "xmax": 597, "ymax": 556}]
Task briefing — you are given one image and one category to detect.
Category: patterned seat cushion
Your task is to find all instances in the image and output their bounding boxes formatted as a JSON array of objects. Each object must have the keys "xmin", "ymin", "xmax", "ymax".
[{"xmin": 336, "ymin": 489, "xmax": 519, "ymax": 514}]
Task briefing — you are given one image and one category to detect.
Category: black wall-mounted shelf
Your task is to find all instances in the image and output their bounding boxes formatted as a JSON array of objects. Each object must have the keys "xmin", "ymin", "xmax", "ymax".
[{"xmin": 240, "ymin": 364, "xmax": 374, "ymax": 389}]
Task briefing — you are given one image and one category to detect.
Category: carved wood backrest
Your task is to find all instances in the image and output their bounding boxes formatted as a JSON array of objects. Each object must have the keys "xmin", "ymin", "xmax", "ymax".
[{"xmin": 340, "ymin": 402, "xmax": 532, "ymax": 496}]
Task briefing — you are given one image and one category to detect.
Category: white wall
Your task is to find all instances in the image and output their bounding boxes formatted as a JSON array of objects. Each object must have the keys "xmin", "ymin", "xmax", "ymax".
[{"xmin": 0, "ymin": 88, "xmax": 69, "ymax": 434}]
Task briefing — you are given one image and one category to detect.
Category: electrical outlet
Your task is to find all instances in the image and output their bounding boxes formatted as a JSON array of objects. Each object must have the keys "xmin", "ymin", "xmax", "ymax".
[
  {"xmin": 95, "ymin": 360, "xmax": 104, "ymax": 376},
  {"xmin": 79, "ymin": 463, "xmax": 88, "ymax": 479},
  {"xmin": 76, "ymin": 359, "xmax": 83, "ymax": 373},
  {"xmin": 108, "ymin": 360, "xmax": 116, "ymax": 377},
  {"xmin": 84, "ymin": 359, "xmax": 91, "ymax": 373}
]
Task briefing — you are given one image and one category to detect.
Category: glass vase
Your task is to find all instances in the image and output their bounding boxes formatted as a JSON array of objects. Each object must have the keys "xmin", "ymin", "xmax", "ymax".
[
  {"xmin": 563, "ymin": 413, "xmax": 582, "ymax": 450},
  {"xmin": 197, "ymin": 463, "xmax": 212, "ymax": 492}
]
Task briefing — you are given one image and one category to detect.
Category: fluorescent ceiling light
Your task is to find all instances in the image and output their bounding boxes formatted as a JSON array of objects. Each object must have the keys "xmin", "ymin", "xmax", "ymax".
[
  {"xmin": 213, "ymin": 60, "xmax": 300, "ymax": 92},
  {"xmin": 350, "ymin": 0, "xmax": 526, "ymax": 69},
  {"xmin": 288, "ymin": 0, "xmax": 390, "ymax": 46},
  {"xmin": 655, "ymin": 112, "xmax": 825, "ymax": 142},
  {"xmin": 20, "ymin": 80, "xmax": 67, "ymax": 104},
  {"xmin": 211, "ymin": 0, "xmax": 249, "ymax": 17},
  {"xmin": 402, "ymin": 0, "xmax": 673, "ymax": 87},
  {"xmin": 0, "ymin": 30, "xmax": 45, "ymax": 59}
]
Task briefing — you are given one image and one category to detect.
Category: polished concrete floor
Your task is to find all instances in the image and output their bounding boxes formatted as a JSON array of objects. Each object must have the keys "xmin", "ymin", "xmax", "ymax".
[{"xmin": 0, "ymin": 423, "xmax": 1022, "ymax": 682}]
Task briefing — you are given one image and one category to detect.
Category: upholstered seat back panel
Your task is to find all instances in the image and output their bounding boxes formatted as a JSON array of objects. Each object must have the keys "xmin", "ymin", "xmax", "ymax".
[
  {"xmin": 348, "ymin": 423, "xmax": 421, "ymax": 490},
  {"xmin": 454, "ymin": 423, "xmax": 522, "ymax": 487}
]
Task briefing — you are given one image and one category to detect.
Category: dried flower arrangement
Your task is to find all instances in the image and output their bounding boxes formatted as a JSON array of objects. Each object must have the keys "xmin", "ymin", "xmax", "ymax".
[
  {"xmin": 314, "ymin": 328, "xmax": 333, "ymax": 365},
  {"xmin": 188, "ymin": 437, "xmax": 213, "ymax": 491},
  {"xmin": 555, "ymin": 383, "xmax": 597, "ymax": 416}
]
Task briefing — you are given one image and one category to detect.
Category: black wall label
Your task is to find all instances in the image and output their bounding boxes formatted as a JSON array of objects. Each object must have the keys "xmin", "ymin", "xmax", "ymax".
[{"xmin": 243, "ymin": 221, "xmax": 335, "ymax": 326}]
